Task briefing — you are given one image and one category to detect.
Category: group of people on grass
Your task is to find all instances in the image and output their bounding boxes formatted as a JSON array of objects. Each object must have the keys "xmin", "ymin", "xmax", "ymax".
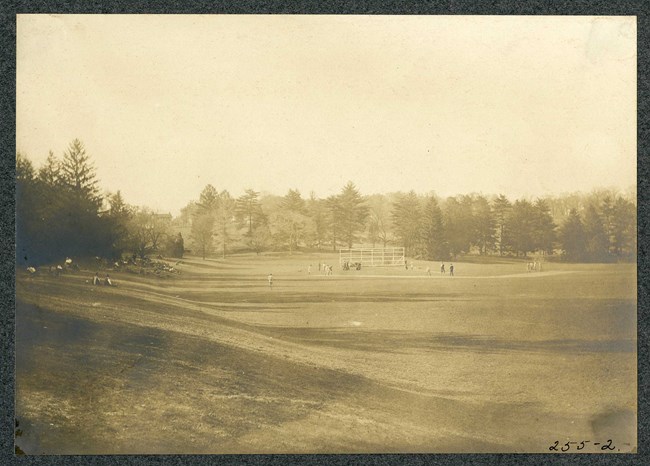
[
  {"xmin": 341, "ymin": 261, "xmax": 362, "ymax": 271},
  {"xmin": 425, "ymin": 262, "xmax": 455, "ymax": 276},
  {"xmin": 527, "ymin": 261, "xmax": 542, "ymax": 272},
  {"xmin": 24, "ymin": 257, "xmax": 118, "ymax": 287},
  {"xmin": 92, "ymin": 272, "xmax": 114, "ymax": 286},
  {"xmin": 439, "ymin": 262, "xmax": 454, "ymax": 276}
]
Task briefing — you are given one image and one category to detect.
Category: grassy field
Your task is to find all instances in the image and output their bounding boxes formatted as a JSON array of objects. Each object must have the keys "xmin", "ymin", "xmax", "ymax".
[{"xmin": 15, "ymin": 253, "xmax": 637, "ymax": 454}]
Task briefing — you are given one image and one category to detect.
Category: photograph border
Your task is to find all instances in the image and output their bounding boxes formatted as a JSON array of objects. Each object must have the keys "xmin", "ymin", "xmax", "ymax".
[{"xmin": 2, "ymin": 1, "xmax": 647, "ymax": 465}]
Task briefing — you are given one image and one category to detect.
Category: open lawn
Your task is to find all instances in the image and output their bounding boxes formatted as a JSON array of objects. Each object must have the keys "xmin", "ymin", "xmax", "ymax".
[{"xmin": 15, "ymin": 253, "xmax": 637, "ymax": 453}]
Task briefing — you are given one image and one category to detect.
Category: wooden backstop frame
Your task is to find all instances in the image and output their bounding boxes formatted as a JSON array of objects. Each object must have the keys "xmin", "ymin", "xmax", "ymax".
[{"xmin": 339, "ymin": 247, "xmax": 406, "ymax": 267}]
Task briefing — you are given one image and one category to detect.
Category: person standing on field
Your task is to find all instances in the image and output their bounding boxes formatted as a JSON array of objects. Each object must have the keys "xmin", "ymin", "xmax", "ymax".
[
  {"xmin": 449, "ymin": 264, "xmax": 454, "ymax": 276},
  {"xmin": 440, "ymin": 262, "xmax": 445, "ymax": 275},
  {"xmin": 268, "ymin": 273, "xmax": 273, "ymax": 288},
  {"xmin": 426, "ymin": 266, "xmax": 431, "ymax": 276}
]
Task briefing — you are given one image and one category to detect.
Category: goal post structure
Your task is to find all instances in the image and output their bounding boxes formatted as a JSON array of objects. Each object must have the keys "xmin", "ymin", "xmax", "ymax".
[{"xmin": 339, "ymin": 247, "xmax": 406, "ymax": 267}]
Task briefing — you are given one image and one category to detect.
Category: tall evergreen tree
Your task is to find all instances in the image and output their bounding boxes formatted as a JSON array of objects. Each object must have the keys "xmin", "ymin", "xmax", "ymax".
[
  {"xmin": 472, "ymin": 195, "xmax": 496, "ymax": 255},
  {"xmin": 420, "ymin": 196, "xmax": 449, "ymax": 260},
  {"xmin": 16, "ymin": 153, "xmax": 38, "ymax": 264},
  {"xmin": 532, "ymin": 198, "xmax": 556, "ymax": 254},
  {"xmin": 236, "ymin": 189, "xmax": 263, "ymax": 235},
  {"xmin": 215, "ymin": 190, "xmax": 236, "ymax": 258},
  {"xmin": 610, "ymin": 197, "xmax": 636, "ymax": 259},
  {"xmin": 507, "ymin": 199, "xmax": 537, "ymax": 257},
  {"xmin": 191, "ymin": 185, "xmax": 219, "ymax": 259},
  {"xmin": 391, "ymin": 191, "xmax": 422, "ymax": 256},
  {"xmin": 325, "ymin": 194, "xmax": 342, "ymax": 251},
  {"xmin": 306, "ymin": 192, "xmax": 327, "ymax": 250},
  {"xmin": 443, "ymin": 195, "xmax": 474, "ymax": 258},
  {"xmin": 57, "ymin": 140, "xmax": 112, "ymax": 258},
  {"xmin": 336, "ymin": 182, "xmax": 369, "ymax": 249},
  {"xmin": 600, "ymin": 195, "xmax": 616, "ymax": 255},
  {"xmin": 197, "ymin": 184, "xmax": 220, "ymax": 214},
  {"xmin": 583, "ymin": 203, "xmax": 609, "ymax": 262},
  {"xmin": 559, "ymin": 208, "xmax": 586, "ymax": 262},
  {"xmin": 273, "ymin": 189, "xmax": 310, "ymax": 254},
  {"xmin": 60, "ymin": 139, "xmax": 102, "ymax": 209},
  {"xmin": 280, "ymin": 189, "xmax": 307, "ymax": 214},
  {"xmin": 492, "ymin": 194, "xmax": 512, "ymax": 256},
  {"xmin": 37, "ymin": 151, "xmax": 61, "ymax": 186},
  {"xmin": 105, "ymin": 190, "xmax": 133, "ymax": 258}
]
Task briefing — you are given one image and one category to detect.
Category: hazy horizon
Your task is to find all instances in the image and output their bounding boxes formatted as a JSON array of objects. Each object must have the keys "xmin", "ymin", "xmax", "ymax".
[{"xmin": 17, "ymin": 15, "xmax": 636, "ymax": 215}]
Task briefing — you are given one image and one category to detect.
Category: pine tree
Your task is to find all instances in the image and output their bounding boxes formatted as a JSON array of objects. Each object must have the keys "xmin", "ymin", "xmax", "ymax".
[
  {"xmin": 610, "ymin": 197, "xmax": 636, "ymax": 259},
  {"xmin": 38, "ymin": 151, "xmax": 61, "ymax": 186},
  {"xmin": 274, "ymin": 189, "xmax": 310, "ymax": 254},
  {"xmin": 420, "ymin": 196, "xmax": 449, "ymax": 260},
  {"xmin": 559, "ymin": 208, "xmax": 586, "ymax": 262},
  {"xmin": 533, "ymin": 198, "xmax": 556, "ymax": 254},
  {"xmin": 472, "ymin": 195, "xmax": 496, "ymax": 255},
  {"xmin": 325, "ymin": 194, "xmax": 343, "ymax": 251},
  {"xmin": 492, "ymin": 194, "xmax": 512, "ymax": 256},
  {"xmin": 600, "ymin": 195, "xmax": 616, "ymax": 255},
  {"xmin": 60, "ymin": 139, "xmax": 102, "ymax": 209},
  {"xmin": 215, "ymin": 190, "xmax": 236, "ymax": 258},
  {"xmin": 307, "ymin": 193, "xmax": 327, "ymax": 250},
  {"xmin": 583, "ymin": 203, "xmax": 610, "ymax": 262},
  {"xmin": 443, "ymin": 195, "xmax": 474, "ymax": 258},
  {"xmin": 106, "ymin": 190, "xmax": 133, "ymax": 258},
  {"xmin": 337, "ymin": 182, "xmax": 369, "ymax": 249},
  {"xmin": 507, "ymin": 199, "xmax": 537, "ymax": 257},
  {"xmin": 16, "ymin": 153, "xmax": 37, "ymax": 265},
  {"xmin": 391, "ymin": 191, "xmax": 422, "ymax": 257},
  {"xmin": 236, "ymin": 189, "xmax": 262, "ymax": 235},
  {"xmin": 280, "ymin": 189, "xmax": 306, "ymax": 213},
  {"xmin": 198, "ymin": 184, "xmax": 220, "ymax": 214}
]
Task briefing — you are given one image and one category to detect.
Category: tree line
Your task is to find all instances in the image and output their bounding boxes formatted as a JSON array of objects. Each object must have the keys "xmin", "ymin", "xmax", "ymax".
[
  {"xmin": 16, "ymin": 141, "xmax": 636, "ymax": 266},
  {"xmin": 185, "ymin": 183, "xmax": 635, "ymax": 263},
  {"xmin": 16, "ymin": 140, "xmax": 183, "ymax": 266}
]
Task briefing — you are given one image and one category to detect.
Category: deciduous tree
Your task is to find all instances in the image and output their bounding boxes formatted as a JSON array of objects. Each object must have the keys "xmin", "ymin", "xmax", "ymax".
[{"xmin": 190, "ymin": 211, "xmax": 214, "ymax": 260}]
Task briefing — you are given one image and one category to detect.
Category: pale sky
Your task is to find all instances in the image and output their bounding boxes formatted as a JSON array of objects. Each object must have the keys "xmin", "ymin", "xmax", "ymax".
[{"xmin": 17, "ymin": 15, "xmax": 636, "ymax": 215}]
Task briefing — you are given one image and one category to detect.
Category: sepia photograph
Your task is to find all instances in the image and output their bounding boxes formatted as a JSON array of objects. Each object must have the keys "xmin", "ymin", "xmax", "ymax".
[{"xmin": 15, "ymin": 14, "xmax": 637, "ymax": 454}]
